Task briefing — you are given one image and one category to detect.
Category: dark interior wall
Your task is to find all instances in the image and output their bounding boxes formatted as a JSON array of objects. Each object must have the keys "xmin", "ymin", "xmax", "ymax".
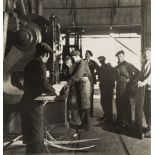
[{"xmin": 31, "ymin": 0, "xmax": 141, "ymax": 35}]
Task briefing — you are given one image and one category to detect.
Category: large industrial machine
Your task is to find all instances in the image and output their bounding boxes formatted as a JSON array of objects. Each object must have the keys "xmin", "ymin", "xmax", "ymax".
[{"xmin": 3, "ymin": 0, "xmax": 66, "ymax": 134}]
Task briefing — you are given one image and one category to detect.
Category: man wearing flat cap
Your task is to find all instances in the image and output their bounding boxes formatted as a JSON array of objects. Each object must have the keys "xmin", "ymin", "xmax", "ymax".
[
  {"xmin": 115, "ymin": 50, "xmax": 139, "ymax": 129},
  {"xmin": 115, "ymin": 50, "xmax": 124, "ymax": 57},
  {"xmin": 67, "ymin": 50, "xmax": 92, "ymax": 131},
  {"xmin": 84, "ymin": 50, "xmax": 99, "ymax": 116},
  {"xmin": 98, "ymin": 56, "xmax": 106, "ymax": 60},
  {"xmin": 97, "ymin": 56, "xmax": 115, "ymax": 123},
  {"xmin": 20, "ymin": 42, "xmax": 56, "ymax": 153}
]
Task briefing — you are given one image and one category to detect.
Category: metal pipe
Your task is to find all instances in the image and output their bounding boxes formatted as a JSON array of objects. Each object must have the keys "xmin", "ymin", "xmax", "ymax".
[
  {"xmin": 27, "ymin": 0, "xmax": 32, "ymax": 14},
  {"xmin": 3, "ymin": 12, "xmax": 9, "ymax": 57},
  {"xmin": 36, "ymin": 0, "xmax": 43, "ymax": 16},
  {"xmin": 3, "ymin": 135, "xmax": 23, "ymax": 149},
  {"xmin": 20, "ymin": 0, "xmax": 27, "ymax": 16},
  {"xmin": 109, "ymin": 34, "xmax": 140, "ymax": 57}
]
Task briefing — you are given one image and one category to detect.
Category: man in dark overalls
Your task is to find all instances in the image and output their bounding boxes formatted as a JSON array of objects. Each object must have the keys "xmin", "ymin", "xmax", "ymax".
[
  {"xmin": 84, "ymin": 50, "xmax": 99, "ymax": 116},
  {"xmin": 98, "ymin": 56, "xmax": 115, "ymax": 123},
  {"xmin": 115, "ymin": 50, "xmax": 139, "ymax": 129},
  {"xmin": 20, "ymin": 43, "xmax": 56, "ymax": 154}
]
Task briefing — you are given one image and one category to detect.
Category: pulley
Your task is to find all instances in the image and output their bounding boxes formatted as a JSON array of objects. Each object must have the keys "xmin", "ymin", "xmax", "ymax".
[{"xmin": 14, "ymin": 21, "xmax": 42, "ymax": 51}]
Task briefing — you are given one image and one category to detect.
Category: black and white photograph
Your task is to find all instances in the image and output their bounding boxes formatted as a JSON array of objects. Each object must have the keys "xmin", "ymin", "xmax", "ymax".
[{"xmin": 3, "ymin": 0, "xmax": 151, "ymax": 155}]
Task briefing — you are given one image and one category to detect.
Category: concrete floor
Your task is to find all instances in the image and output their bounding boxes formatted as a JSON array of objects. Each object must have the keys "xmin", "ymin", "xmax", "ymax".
[{"xmin": 3, "ymin": 88, "xmax": 151, "ymax": 155}]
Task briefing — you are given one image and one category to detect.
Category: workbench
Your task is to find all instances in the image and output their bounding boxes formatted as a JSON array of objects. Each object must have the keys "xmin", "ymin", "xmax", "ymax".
[
  {"xmin": 35, "ymin": 93, "xmax": 68, "ymax": 127},
  {"xmin": 5, "ymin": 83, "xmax": 69, "ymax": 134}
]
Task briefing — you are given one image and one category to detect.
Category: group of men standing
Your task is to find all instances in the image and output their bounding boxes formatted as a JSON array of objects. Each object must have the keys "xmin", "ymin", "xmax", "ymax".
[
  {"xmin": 62, "ymin": 48, "xmax": 151, "ymax": 139},
  {"xmin": 82, "ymin": 49, "xmax": 151, "ymax": 139},
  {"xmin": 19, "ymin": 42, "xmax": 151, "ymax": 154}
]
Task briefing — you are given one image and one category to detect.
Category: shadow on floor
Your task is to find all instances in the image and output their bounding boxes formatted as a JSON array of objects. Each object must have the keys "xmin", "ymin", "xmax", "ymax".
[{"xmin": 94, "ymin": 118, "xmax": 141, "ymax": 138}]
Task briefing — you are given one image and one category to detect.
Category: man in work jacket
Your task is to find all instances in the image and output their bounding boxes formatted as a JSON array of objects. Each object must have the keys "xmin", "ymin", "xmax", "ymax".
[
  {"xmin": 67, "ymin": 50, "xmax": 92, "ymax": 131},
  {"xmin": 115, "ymin": 50, "xmax": 139, "ymax": 129},
  {"xmin": 20, "ymin": 43, "xmax": 56, "ymax": 153}
]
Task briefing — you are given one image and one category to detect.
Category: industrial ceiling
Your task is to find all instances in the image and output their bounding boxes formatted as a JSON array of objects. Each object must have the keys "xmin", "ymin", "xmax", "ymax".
[{"xmin": 32, "ymin": 0, "xmax": 141, "ymax": 35}]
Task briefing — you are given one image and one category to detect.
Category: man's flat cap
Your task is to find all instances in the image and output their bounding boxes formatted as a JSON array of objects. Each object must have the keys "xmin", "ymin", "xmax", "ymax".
[
  {"xmin": 115, "ymin": 50, "xmax": 124, "ymax": 56},
  {"xmin": 36, "ymin": 42, "xmax": 53, "ymax": 53},
  {"xmin": 71, "ymin": 50, "xmax": 80, "ymax": 56},
  {"xmin": 86, "ymin": 50, "xmax": 93, "ymax": 56},
  {"xmin": 98, "ymin": 56, "xmax": 106, "ymax": 60}
]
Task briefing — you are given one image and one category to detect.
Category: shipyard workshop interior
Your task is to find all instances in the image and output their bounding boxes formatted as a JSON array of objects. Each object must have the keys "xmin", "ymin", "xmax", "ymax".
[{"xmin": 3, "ymin": 0, "xmax": 151, "ymax": 155}]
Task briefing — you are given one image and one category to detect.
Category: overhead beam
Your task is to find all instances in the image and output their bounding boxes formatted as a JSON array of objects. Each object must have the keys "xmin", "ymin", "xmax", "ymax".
[
  {"xmin": 61, "ymin": 24, "xmax": 141, "ymax": 28},
  {"xmin": 77, "ymin": 36, "xmax": 140, "ymax": 38},
  {"xmin": 61, "ymin": 25, "xmax": 141, "ymax": 35},
  {"xmin": 32, "ymin": 5, "xmax": 141, "ymax": 10}
]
